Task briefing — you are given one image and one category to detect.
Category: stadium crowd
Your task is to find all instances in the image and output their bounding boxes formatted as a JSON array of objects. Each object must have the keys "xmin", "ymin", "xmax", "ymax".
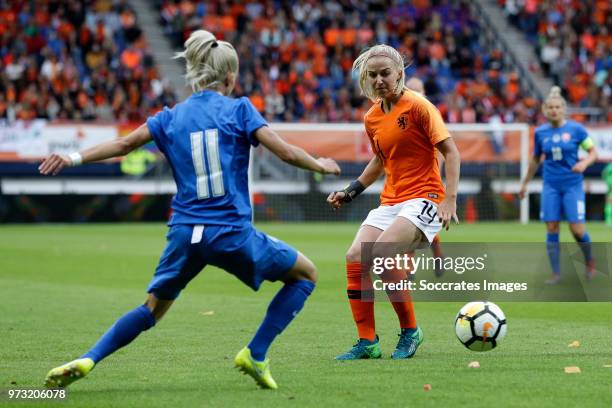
[
  {"xmin": 500, "ymin": 0, "xmax": 611, "ymax": 122},
  {"xmin": 2, "ymin": 0, "xmax": 607, "ymax": 124},
  {"xmin": 158, "ymin": 0, "xmax": 542, "ymax": 124},
  {"xmin": 0, "ymin": 0, "xmax": 176, "ymax": 122}
]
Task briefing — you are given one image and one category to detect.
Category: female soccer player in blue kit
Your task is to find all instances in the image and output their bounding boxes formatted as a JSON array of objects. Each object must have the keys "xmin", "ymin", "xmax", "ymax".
[
  {"xmin": 519, "ymin": 86, "xmax": 598, "ymax": 284},
  {"xmin": 39, "ymin": 30, "xmax": 340, "ymax": 390}
]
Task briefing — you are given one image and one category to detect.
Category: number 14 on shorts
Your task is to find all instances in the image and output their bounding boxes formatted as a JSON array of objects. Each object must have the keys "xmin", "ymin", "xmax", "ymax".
[{"xmin": 417, "ymin": 200, "xmax": 437, "ymax": 224}]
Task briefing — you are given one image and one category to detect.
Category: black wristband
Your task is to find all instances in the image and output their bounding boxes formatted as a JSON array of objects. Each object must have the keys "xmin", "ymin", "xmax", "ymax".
[{"xmin": 341, "ymin": 180, "xmax": 365, "ymax": 202}]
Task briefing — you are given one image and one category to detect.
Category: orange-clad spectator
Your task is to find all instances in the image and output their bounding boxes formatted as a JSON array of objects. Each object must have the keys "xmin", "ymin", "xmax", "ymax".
[
  {"xmin": 505, "ymin": 73, "xmax": 521, "ymax": 100},
  {"xmin": 276, "ymin": 74, "xmax": 291, "ymax": 96},
  {"xmin": 566, "ymin": 76, "xmax": 589, "ymax": 104},
  {"xmin": 279, "ymin": 42, "xmax": 295, "ymax": 65},
  {"xmin": 455, "ymin": 81, "xmax": 468, "ymax": 98},
  {"xmin": 121, "ymin": 47, "xmax": 142, "ymax": 70},
  {"xmin": 288, "ymin": 70, "xmax": 298, "ymax": 86},
  {"xmin": 249, "ymin": 17, "xmax": 264, "ymax": 33},
  {"xmin": 342, "ymin": 28, "xmax": 357, "ymax": 47},
  {"xmin": 324, "ymin": 26, "xmax": 341, "ymax": 47},
  {"xmin": 230, "ymin": 2, "xmax": 245, "ymax": 19},
  {"xmin": 94, "ymin": 90, "xmax": 107, "ymax": 106},
  {"xmin": 220, "ymin": 15, "xmax": 236, "ymax": 34},
  {"xmin": 34, "ymin": 9, "xmax": 49, "ymax": 26},
  {"xmin": 249, "ymin": 91, "xmax": 265, "ymax": 113},
  {"xmin": 471, "ymin": 78, "xmax": 490, "ymax": 98},
  {"xmin": 56, "ymin": 21, "xmax": 74, "ymax": 41},
  {"xmin": 580, "ymin": 29, "xmax": 596, "ymax": 51},
  {"xmin": 339, "ymin": 51, "xmax": 353, "ymax": 73},
  {"xmin": 312, "ymin": 55, "xmax": 328, "ymax": 76}
]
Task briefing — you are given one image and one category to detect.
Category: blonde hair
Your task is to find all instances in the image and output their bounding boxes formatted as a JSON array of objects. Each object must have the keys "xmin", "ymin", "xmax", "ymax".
[
  {"xmin": 352, "ymin": 44, "xmax": 408, "ymax": 101},
  {"xmin": 174, "ymin": 30, "xmax": 238, "ymax": 92},
  {"xmin": 545, "ymin": 85, "xmax": 566, "ymax": 107}
]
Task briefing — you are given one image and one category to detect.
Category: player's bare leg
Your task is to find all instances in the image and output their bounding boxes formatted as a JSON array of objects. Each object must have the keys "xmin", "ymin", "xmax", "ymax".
[{"xmin": 430, "ymin": 235, "xmax": 444, "ymax": 277}]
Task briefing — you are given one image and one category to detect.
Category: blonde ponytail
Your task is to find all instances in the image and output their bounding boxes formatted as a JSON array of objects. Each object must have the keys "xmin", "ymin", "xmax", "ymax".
[
  {"xmin": 174, "ymin": 30, "xmax": 239, "ymax": 92},
  {"xmin": 545, "ymin": 85, "xmax": 566, "ymax": 106}
]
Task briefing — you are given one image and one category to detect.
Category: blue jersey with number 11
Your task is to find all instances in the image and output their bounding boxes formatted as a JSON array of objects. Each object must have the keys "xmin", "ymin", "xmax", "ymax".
[
  {"xmin": 533, "ymin": 120, "xmax": 588, "ymax": 187},
  {"xmin": 146, "ymin": 90, "xmax": 266, "ymax": 226}
]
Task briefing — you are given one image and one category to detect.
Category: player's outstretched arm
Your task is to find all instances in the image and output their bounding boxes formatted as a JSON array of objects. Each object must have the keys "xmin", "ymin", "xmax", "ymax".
[
  {"xmin": 519, "ymin": 156, "xmax": 541, "ymax": 199},
  {"xmin": 436, "ymin": 137, "xmax": 460, "ymax": 230},
  {"xmin": 39, "ymin": 124, "xmax": 153, "ymax": 176},
  {"xmin": 255, "ymin": 126, "xmax": 340, "ymax": 175},
  {"xmin": 327, "ymin": 155, "xmax": 384, "ymax": 210}
]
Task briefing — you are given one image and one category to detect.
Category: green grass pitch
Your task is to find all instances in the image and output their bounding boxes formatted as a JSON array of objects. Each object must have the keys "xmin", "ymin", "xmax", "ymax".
[{"xmin": 1, "ymin": 222, "xmax": 611, "ymax": 407}]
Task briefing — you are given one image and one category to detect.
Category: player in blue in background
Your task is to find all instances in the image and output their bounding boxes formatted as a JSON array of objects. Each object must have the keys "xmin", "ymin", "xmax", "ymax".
[
  {"xmin": 39, "ymin": 30, "xmax": 340, "ymax": 390},
  {"xmin": 519, "ymin": 86, "xmax": 598, "ymax": 284}
]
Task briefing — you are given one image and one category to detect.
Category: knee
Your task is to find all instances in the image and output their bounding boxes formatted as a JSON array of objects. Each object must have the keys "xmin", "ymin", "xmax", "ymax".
[
  {"xmin": 144, "ymin": 294, "xmax": 173, "ymax": 322},
  {"xmin": 546, "ymin": 223, "xmax": 560, "ymax": 234},
  {"xmin": 300, "ymin": 261, "xmax": 318, "ymax": 283},
  {"xmin": 346, "ymin": 245, "xmax": 361, "ymax": 264},
  {"xmin": 292, "ymin": 256, "xmax": 318, "ymax": 283}
]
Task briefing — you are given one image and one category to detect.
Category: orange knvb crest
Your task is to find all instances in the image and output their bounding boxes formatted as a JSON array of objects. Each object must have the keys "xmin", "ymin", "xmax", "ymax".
[{"xmin": 482, "ymin": 322, "xmax": 494, "ymax": 343}]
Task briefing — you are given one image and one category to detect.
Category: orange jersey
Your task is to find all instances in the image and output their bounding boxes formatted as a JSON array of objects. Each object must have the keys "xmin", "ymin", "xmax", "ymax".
[{"xmin": 364, "ymin": 90, "xmax": 450, "ymax": 205}]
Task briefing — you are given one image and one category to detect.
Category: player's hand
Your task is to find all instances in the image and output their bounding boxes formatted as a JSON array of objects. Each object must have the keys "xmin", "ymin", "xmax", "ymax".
[
  {"xmin": 318, "ymin": 158, "xmax": 341, "ymax": 175},
  {"xmin": 571, "ymin": 161, "xmax": 588, "ymax": 173},
  {"xmin": 38, "ymin": 153, "xmax": 71, "ymax": 176},
  {"xmin": 327, "ymin": 191, "xmax": 346, "ymax": 210},
  {"xmin": 518, "ymin": 184, "xmax": 527, "ymax": 199},
  {"xmin": 437, "ymin": 197, "xmax": 459, "ymax": 231}
]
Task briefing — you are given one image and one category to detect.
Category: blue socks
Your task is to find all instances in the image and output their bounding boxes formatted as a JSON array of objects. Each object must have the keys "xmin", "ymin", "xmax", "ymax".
[
  {"xmin": 82, "ymin": 304, "xmax": 156, "ymax": 364},
  {"xmin": 573, "ymin": 231, "xmax": 593, "ymax": 263},
  {"xmin": 546, "ymin": 232, "xmax": 560, "ymax": 276},
  {"xmin": 546, "ymin": 231, "xmax": 593, "ymax": 277},
  {"xmin": 248, "ymin": 280, "xmax": 315, "ymax": 361},
  {"xmin": 79, "ymin": 281, "xmax": 316, "ymax": 365}
]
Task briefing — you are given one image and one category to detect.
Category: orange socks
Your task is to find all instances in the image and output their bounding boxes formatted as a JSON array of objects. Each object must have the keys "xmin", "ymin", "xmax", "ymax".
[
  {"xmin": 346, "ymin": 260, "xmax": 417, "ymax": 337},
  {"xmin": 346, "ymin": 262, "xmax": 376, "ymax": 341},
  {"xmin": 381, "ymin": 255, "xmax": 417, "ymax": 330},
  {"xmin": 391, "ymin": 298, "xmax": 417, "ymax": 329}
]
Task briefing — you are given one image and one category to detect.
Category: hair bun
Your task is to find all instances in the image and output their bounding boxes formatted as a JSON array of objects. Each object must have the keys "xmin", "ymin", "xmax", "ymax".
[{"xmin": 549, "ymin": 86, "xmax": 562, "ymax": 98}]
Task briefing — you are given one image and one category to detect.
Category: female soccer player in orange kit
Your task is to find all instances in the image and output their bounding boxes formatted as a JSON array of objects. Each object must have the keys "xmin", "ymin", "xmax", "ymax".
[{"xmin": 328, "ymin": 45, "xmax": 460, "ymax": 360}]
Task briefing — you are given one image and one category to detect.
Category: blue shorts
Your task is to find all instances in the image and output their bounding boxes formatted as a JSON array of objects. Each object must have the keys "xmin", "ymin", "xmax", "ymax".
[
  {"xmin": 540, "ymin": 182, "xmax": 585, "ymax": 223},
  {"xmin": 147, "ymin": 224, "xmax": 298, "ymax": 300}
]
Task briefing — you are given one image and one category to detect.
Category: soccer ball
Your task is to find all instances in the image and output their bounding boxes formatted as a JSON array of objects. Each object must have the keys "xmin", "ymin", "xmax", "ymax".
[{"xmin": 455, "ymin": 301, "xmax": 507, "ymax": 352}]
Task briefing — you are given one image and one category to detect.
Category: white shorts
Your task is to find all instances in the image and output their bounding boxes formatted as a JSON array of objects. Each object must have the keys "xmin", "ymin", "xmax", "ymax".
[{"xmin": 361, "ymin": 198, "xmax": 442, "ymax": 244}]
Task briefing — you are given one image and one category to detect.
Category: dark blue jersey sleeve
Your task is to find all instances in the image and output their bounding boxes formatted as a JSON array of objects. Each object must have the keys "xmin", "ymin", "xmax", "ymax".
[
  {"xmin": 237, "ymin": 97, "xmax": 267, "ymax": 147},
  {"xmin": 146, "ymin": 107, "xmax": 172, "ymax": 150}
]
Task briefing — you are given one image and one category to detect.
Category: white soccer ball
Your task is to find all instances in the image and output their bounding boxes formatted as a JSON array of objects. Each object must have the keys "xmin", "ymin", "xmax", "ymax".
[{"xmin": 455, "ymin": 301, "xmax": 507, "ymax": 352}]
